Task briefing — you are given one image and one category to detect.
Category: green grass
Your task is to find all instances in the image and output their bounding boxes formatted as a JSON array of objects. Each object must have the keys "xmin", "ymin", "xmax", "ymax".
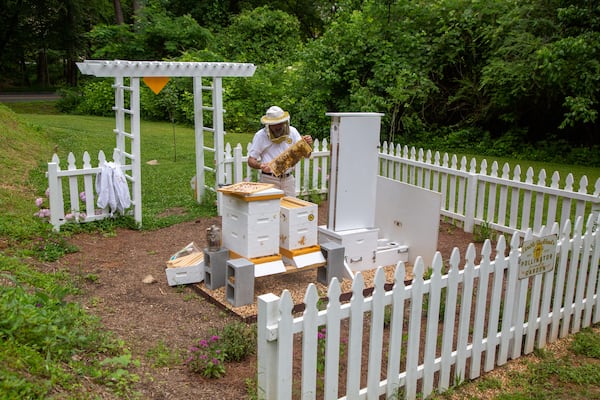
[{"xmin": 427, "ymin": 326, "xmax": 600, "ymax": 400}]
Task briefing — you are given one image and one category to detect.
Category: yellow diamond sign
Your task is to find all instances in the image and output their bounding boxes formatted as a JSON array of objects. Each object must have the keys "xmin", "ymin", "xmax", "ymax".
[{"xmin": 143, "ymin": 77, "xmax": 170, "ymax": 94}]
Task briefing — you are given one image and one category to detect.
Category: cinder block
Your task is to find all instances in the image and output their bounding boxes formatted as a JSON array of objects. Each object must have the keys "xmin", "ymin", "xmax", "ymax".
[
  {"xmin": 318, "ymin": 227, "xmax": 378, "ymax": 271},
  {"xmin": 203, "ymin": 248, "xmax": 229, "ymax": 290},
  {"xmin": 226, "ymin": 258, "xmax": 255, "ymax": 307},
  {"xmin": 317, "ymin": 242, "xmax": 346, "ymax": 285}
]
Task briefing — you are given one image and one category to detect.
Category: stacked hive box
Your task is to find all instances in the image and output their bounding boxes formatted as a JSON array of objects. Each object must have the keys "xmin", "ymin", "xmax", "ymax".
[
  {"xmin": 279, "ymin": 197, "xmax": 325, "ymax": 269},
  {"xmin": 221, "ymin": 186, "xmax": 284, "ymax": 259},
  {"xmin": 279, "ymin": 196, "xmax": 318, "ymax": 251}
]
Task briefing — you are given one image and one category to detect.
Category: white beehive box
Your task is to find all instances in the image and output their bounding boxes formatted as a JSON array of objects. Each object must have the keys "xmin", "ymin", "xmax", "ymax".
[
  {"xmin": 318, "ymin": 227, "xmax": 379, "ymax": 271},
  {"xmin": 221, "ymin": 187, "xmax": 284, "ymax": 259},
  {"xmin": 165, "ymin": 261, "xmax": 204, "ymax": 286},
  {"xmin": 222, "ymin": 190, "xmax": 282, "ymax": 215},
  {"xmin": 279, "ymin": 197, "xmax": 318, "ymax": 250}
]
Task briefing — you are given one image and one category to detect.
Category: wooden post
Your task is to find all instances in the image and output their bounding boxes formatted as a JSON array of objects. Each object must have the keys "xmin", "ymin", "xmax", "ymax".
[{"xmin": 257, "ymin": 293, "xmax": 280, "ymax": 400}]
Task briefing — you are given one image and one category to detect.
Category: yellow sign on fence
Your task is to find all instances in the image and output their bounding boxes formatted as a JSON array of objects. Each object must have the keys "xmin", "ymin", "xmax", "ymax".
[{"xmin": 518, "ymin": 234, "xmax": 558, "ymax": 279}]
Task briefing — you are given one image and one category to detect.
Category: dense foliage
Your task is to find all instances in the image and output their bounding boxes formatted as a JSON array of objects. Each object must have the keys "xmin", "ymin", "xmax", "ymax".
[{"xmin": 1, "ymin": 0, "xmax": 598, "ymax": 165}]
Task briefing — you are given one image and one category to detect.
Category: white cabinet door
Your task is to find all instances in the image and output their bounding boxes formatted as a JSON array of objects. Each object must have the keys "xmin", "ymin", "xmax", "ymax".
[{"xmin": 327, "ymin": 113, "xmax": 383, "ymax": 231}]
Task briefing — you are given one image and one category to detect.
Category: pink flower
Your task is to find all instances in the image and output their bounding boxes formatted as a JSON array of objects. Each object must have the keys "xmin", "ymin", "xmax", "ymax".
[
  {"xmin": 65, "ymin": 213, "xmax": 74, "ymax": 220},
  {"xmin": 35, "ymin": 198, "xmax": 44, "ymax": 207},
  {"xmin": 79, "ymin": 191, "xmax": 86, "ymax": 202},
  {"xmin": 35, "ymin": 208, "xmax": 51, "ymax": 218}
]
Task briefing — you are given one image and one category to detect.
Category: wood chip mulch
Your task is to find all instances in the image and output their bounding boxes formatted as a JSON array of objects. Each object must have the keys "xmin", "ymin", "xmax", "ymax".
[{"xmin": 191, "ymin": 264, "xmax": 414, "ymax": 323}]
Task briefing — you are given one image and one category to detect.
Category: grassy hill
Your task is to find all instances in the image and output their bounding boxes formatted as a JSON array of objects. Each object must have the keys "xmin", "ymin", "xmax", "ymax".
[
  {"xmin": 0, "ymin": 103, "xmax": 142, "ymax": 399},
  {"xmin": 0, "ymin": 104, "xmax": 52, "ymax": 213}
]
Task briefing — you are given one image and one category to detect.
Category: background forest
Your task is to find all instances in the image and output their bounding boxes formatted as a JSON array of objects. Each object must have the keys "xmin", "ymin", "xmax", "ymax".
[{"xmin": 1, "ymin": 0, "xmax": 599, "ymax": 166}]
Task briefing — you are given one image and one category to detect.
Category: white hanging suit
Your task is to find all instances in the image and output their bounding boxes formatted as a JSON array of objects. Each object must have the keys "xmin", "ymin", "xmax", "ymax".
[{"xmin": 96, "ymin": 161, "xmax": 131, "ymax": 215}]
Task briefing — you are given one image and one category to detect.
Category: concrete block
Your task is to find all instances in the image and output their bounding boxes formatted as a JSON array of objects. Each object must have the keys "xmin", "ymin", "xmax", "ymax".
[
  {"xmin": 226, "ymin": 258, "xmax": 255, "ymax": 307},
  {"xmin": 203, "ymin": 248, "xmax": 229, "ymax": 290},
  {"xmin": 317, "ymin": 242, "xmax": 346, "ymax": 285}
]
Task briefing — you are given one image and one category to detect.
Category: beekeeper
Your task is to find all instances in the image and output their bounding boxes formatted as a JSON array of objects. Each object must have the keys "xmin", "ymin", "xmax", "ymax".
[{"xmin": 247, "ymin": 105, "xmax": 312, "ymax": 196}]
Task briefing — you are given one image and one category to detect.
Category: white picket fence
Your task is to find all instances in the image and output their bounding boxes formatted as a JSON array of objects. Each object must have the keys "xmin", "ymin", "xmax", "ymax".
[
  {"xmin": 46, "ymin": 140, "xmax": 599, "ymax": 235},
  {"xmin": 377, "ymin": 144, "xmax": 600, "ymax": 235},
  {"xmin": 223, "ymin": 141, "xmax": 599, "ymax": 235},
  {"xmin": 257, "ymin": 214, "xmax": 600, "ymax": 399},
  {"xmin": 46, "ymin": 148, "xmax": 134, "ymax": 231}
]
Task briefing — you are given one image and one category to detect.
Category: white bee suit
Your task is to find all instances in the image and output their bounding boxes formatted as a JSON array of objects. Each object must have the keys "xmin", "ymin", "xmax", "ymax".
[{"xmin": 95, "ymin": 161, "xmax": 131, "ymax": 215}]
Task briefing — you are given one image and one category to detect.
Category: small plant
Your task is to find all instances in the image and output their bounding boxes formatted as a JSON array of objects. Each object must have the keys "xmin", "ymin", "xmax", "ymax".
[
  {"xmin": 85, "ymin": 273, "xmax": 99, "ymax": 283},
  {"xmin": 213, "ymin": 322, "xmax": 256, "ymax": 362},
  {"xmin": 316, "ymin": 326, "xmax": 346, "ymax": 378},
  {"xmin": 33, "ymin": 189, "xmax": 51, "ymax": 219},
  {"xmin": 307, "ymin": 188, "xmax": 324, "ymax": 205},
  {"xmin": 30, "ymin": 232, "xmax": 79, "ymax": 262},
  {"xmin": 570, "ymin": 327, "xmax": 600, "ymax": 359},
  {"xmin": 383, "ymin": 304, "xmax": 393, "ymax": 327},
  {"xmin": 184, "ymin": 335, "xmax": 226, "ymax": 378},
  {"xmin": 245, "ymin": 376, "xmax": 258, "ymax": 400},
  {"xmin": 473, "ymin": 221, "xmax": 496, "ymax": 243},
  {"xmin": 183, "ymin": 293, "xmax": 198, "ymax": 302},
  {"xmin": 146, "ymin": 340, "xmax": 180, "ymax": 368}
]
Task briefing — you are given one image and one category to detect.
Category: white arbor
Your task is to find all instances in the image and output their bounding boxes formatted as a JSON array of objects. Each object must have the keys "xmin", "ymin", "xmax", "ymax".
[{"xmin": 77, "ymin": 60, "xmax": 256, "ymax": 226}]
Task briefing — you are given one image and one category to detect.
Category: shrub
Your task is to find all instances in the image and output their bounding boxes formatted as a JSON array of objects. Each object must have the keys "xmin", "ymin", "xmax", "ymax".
[
  {"xmin": 76, "ymin": 79, "xmax": 116, "ymax": 117},
  {"xmin": 214, "ymin": 322, "xmax": 256, "ymax": 363},
  {"xmin": 184, "ymin": 335, "xmax": 226, "ymax": 378},
  {"xmin": 184, "ymin": 322, "xmax": 256, "ymax": 378}
]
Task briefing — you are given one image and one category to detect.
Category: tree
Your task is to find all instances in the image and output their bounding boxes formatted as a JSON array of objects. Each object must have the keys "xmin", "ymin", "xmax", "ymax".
[
  {"xmin": 87, "ymin": 2, "xmax": 212, "ymax": 60},
  {"xmin": 0, "ymin": 0, "xmax": 113, "ymax": 88},
  {"xmin": 216, "ymin": 6, "xmax": 302, "ymax": 65},
  {"xmin": 113, "ymin": 0, "xmax": 124, "ymax": 24}
]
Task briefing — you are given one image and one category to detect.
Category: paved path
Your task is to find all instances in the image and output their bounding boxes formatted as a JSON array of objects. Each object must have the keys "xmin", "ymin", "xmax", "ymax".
[{"xmin": 0, "ymin": 92, "xmax": 59, "ymax": 102}]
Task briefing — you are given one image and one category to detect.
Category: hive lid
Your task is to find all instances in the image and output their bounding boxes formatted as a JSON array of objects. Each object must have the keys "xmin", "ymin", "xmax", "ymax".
[
  {"xmin": 218, "ymin": 182, "xmax": 275, "ymax": 195},
  {"xmin": 280, "ymin": 196, "xmax": 314, "ymax": 208}
]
